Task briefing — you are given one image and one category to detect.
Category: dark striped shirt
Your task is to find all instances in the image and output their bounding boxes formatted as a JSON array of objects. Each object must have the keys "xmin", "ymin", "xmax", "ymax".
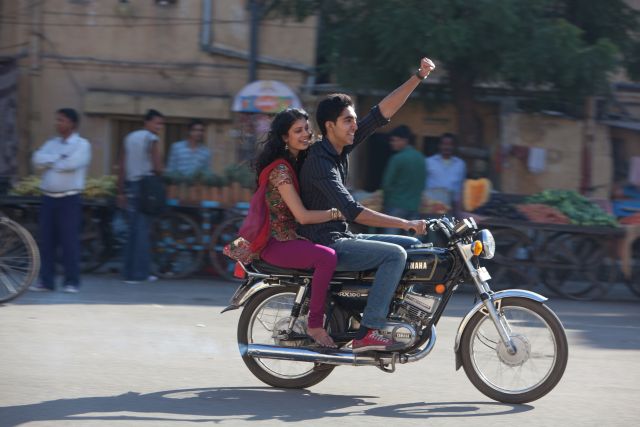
[{"xmin": 298, "ymin": 105, "xmax": 390, "ymax": 245}]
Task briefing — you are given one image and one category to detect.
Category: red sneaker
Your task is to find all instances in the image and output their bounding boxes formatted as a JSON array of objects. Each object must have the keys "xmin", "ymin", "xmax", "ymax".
[{"xmin": 352, "ymin": 329, "xmax": 403, "ymax": 353}]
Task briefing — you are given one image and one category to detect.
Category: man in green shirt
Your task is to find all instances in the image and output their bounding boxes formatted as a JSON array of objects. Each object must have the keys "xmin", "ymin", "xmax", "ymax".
[{"xmin": 381, "ymin": 125, "xmax": 426, "ymax": 234}]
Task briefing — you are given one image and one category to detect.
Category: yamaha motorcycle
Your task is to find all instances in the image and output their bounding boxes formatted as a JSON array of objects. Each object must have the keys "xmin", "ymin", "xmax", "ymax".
[{"xmin": 222, "ymin": 217, "xmax": 568, "ymax": 404}]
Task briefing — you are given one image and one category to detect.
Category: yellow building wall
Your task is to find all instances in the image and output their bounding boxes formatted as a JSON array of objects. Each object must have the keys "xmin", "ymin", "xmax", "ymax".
[
  {"xmin": 2, "ymin": 0, "xmax": 317, "ymax": 177},
  {"xmin": 500, "ymin": 113, "xmax": 612, "ymax": 198}
]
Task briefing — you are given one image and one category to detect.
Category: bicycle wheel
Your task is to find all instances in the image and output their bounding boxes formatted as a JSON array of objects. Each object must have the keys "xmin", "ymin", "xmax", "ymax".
[
  {"xmin": 0, "ymin": 217, "xmax": 41, "ymax": 303},
  {"xmin": 209, "ymin": 215, "xmax": 245, "ymax": 281},
  {"xmin": 151, "ymin": 212, "xmax": 204, "ymax": 279}
]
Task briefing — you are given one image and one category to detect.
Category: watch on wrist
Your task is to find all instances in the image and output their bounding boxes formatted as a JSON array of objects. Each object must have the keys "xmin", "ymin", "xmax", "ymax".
[{"xmin": 414, "ymin": 69, "xmax": 427, "ymax": 80}]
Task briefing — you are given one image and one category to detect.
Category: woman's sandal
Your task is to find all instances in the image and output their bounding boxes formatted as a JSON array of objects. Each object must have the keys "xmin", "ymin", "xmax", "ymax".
[{"xmin": 307, "ymin": 327, "xmax": 337, "ymax": 348}]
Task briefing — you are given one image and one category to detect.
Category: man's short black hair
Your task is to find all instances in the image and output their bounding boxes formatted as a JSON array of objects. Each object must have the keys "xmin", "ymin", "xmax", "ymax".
[
  {"xmin": 440, "ymin": 132, "xmax": 457, "ymax": 144},
  {"xmin": 315, "ymin": 93, "xmax": 354, "ymax": 136},
  {"xmin": 56, "ymin": 108, "xmax": 79, "ymax": 126},
  {"xmin": 188, "ymin": 119, "xmax": 205, "ymax": 130},
  {"xmin": 144, "ymin": 109, "xmax": 164, "ymax": 122}
]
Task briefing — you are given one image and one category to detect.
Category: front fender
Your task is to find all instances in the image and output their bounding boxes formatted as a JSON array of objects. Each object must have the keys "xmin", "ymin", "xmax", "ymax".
[
  {"xmin": 220, "ymin": 279, "xmax": 283, "ymax": 313},
  {"xmin": 453, "ymin": 289, "xmax": 548, "ymax": 370}
]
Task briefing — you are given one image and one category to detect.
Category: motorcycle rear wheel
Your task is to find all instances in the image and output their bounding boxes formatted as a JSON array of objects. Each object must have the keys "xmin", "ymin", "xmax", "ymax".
[
  {"xmin": 460, "ymin": 297, "xmax": 568, "ymax": 404},
  {"xmin": 238, "ymin": 286, "xmax": 335, "ymax": 388}
]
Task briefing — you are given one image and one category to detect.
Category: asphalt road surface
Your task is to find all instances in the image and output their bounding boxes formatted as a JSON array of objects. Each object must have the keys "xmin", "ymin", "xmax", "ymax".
[{"xmin": 1, "ymin": 274, "xmax": 639, "ymax": 426}]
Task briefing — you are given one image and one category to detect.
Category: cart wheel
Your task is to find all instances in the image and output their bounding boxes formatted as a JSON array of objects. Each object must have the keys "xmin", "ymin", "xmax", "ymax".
[
  {"xmin": 80, "ymin": 208, "xmax": 108, "ymax": 273},
  {"xmin": 484, "ymin": 228, "xmax": 537, "ymax": 291},
  {"xmin": 627, "ymin": 238, "xmax": 640, "ymax": 298},
  {"xmin": 151, "ymin": 212, "xmax": 204, "ymax": 279},
  {"xmin": 209, "ymin": 215, "xmax": 244, "ymax": 281},
  {"xmin": 540, "ymin": 234, "xmax": 610, "ymax": 300}
]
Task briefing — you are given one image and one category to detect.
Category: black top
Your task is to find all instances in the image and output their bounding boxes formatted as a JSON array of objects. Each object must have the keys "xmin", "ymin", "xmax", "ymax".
[{"xmin": 298, "ymin": 105, "xmax": 390, "ymax": 246}]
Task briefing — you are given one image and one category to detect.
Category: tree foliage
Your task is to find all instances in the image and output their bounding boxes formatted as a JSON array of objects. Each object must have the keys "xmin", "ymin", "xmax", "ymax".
[{"xmin": 267, "ymin": 0, "xmax": 640, "ymax": 144}]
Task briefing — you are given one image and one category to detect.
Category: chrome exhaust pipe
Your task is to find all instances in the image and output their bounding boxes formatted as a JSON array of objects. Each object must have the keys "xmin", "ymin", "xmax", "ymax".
[
  {"xmin": 245, "ymin": 344, "xmax": 380, "ymax": 366},
  {"xmin": 243, "ymin": 326, "xmax": 437, "ymax": 366}
]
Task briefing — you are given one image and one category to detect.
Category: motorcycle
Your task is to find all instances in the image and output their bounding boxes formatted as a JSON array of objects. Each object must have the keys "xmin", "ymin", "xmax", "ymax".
[{"xmin": 222, "ymin": 217, "xmax": 568, "ymax": 404}]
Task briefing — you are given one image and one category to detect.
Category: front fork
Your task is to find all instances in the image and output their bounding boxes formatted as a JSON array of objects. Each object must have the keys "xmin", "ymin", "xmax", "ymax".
[{"xmin": 456, "ymin": 243, "xmax": 517, "ymax": 354}]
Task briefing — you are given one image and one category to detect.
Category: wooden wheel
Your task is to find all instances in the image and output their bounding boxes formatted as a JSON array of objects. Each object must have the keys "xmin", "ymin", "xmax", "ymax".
[
  {"xmin": 151, "ymin": 212, "xmax": 204, "ymax": 279},
  {"xmin": 539, "ymin": 234, "xmax": 610, "ymax": 300},
  {"xmin": 209, "ymin": 215, "xmax": 245, "ymax": 281}
]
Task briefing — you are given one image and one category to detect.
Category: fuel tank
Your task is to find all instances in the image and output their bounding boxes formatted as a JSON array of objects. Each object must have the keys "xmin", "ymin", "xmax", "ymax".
[{"xmin": 404, "ymin": 246, "xmax": 454, "ymax": 283}]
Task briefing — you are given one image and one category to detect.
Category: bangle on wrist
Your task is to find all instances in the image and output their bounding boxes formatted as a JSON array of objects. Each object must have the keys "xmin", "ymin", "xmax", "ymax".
[{"xmin": 414, "ymin": 69, "xmax": 427, "ymax": 80}]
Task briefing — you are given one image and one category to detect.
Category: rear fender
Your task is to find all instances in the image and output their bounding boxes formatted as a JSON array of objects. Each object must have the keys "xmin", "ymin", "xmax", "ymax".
[
  {"xmin": 220, "ymin": 279, "xmax": 283, "ymax": 313},
  {"xmin": 453, "ymin": 290, "xmax": 547, "ymax": 370}
]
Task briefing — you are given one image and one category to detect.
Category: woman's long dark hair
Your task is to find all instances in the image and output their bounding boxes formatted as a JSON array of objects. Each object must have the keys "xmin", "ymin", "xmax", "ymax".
[{"xmin": 253, "ymin": 108, "xmax": 310, "ymax": 183}]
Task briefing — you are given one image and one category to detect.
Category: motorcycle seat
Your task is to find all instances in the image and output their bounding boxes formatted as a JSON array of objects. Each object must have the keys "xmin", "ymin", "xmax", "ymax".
[{"xmin": 249, "ymin": 259, "xmax": 368, "ymax": 279}]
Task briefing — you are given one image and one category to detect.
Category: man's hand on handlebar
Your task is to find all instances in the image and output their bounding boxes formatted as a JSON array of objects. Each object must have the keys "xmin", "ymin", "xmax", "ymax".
[{"xmin": 406, "ymin": 219, "xmax": 428, "ymax": 235}]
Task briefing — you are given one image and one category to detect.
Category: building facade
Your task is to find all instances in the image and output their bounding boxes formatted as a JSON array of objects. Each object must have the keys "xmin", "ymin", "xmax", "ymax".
[{"xmin": 0, "ymin": 0, "xmax": 317, "ymax": 177}]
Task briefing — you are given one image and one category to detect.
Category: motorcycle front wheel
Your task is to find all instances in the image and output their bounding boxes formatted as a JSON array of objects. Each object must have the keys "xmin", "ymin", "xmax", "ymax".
[
  {"xmin": 460, "ymin": 297, "xmax": 568, "ymax": 404},
  {"xmin": 237, "ymin": 286, "xmax": 335, "ymax": 389}
]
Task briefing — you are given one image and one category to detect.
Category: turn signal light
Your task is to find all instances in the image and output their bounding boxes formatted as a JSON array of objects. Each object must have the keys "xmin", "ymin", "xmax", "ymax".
[
  {"xmin": 472, "ymin": 241, "xmax": 483, "ymax": 256},
  {"xmin": 233, "ymin": 262, "xmax": 247, "ymax": 279},
  {"xmin": 435, "ymin": 284, "xmax": 446, "ymax": 294}
]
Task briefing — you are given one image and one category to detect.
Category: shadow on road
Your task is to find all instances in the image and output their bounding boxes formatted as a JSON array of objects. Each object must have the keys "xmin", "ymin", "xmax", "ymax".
[{"xmin": 0, "ymin": 387, "xmax": 532, "ymax": 425}]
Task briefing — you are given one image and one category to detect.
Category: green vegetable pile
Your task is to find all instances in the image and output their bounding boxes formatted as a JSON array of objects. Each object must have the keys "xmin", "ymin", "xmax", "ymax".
[{"xmin": 525, "ymin": 190, "xmax": 618, "ymax": 227}]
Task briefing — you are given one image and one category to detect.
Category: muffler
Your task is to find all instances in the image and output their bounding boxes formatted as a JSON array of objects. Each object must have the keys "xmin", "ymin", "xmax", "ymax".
[{"xmin": 243, "ymin": 326, "xmax": 436, "ymax": 366}]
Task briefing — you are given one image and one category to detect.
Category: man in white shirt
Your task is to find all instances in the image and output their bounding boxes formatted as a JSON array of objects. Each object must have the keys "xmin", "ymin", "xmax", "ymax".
[
  {"xmin": 31, "ymin": 108, "xmax": 91, "ymax": 293},
  {"xmin": 425, "ymin": 133, "xmax": 466, "ymax": 214},
  {"xmin": 117, "ymin": 109, "xmax": 164, "ymax": 284}
]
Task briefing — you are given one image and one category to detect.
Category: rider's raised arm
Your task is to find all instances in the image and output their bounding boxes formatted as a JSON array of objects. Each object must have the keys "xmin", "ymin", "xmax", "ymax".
[{"xmin": 378, "ymin": 57, "xmax": 435, "ymax": 119}]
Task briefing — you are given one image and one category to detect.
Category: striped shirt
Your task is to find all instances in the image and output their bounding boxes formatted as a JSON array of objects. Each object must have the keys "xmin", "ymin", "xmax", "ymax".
[
  {"xmin": 298, "ymin": 105, "xmax": 389, "ymax": 246},
  {"xmin": 166, "ymin": 140, "xmax": 211, "ymax": 176}
]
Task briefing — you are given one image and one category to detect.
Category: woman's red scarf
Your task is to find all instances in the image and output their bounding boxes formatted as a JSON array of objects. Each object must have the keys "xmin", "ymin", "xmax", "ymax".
[{"xmin": 238, "ymin": 159, "xmax": 299, "ymax": 253}]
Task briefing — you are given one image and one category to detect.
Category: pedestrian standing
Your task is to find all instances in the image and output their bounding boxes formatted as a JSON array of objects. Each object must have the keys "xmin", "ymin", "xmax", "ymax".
[
  {"xmin": 117, "ymin": 109, "xmax": 164, "ymax": 284},
  {"xmin": 31, "ymin": 108, "xmax": 91, "ymax": 293},
  {"xmin": 381, "ymin": 125, "xmax": 426, "ymax": 234},
  {"xmin": 166, "ymin": 119, "xmax": 211, "ymax": 176},
  {"xmin": 425, "ymin": 133, "xmax": 466, "ymax": 215}
]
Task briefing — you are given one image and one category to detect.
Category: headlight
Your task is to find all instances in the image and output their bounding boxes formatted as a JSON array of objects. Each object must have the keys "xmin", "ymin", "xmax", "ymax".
[{"xmin": 475, "ymin": 229, "xmax": 495, "ymax": 259}]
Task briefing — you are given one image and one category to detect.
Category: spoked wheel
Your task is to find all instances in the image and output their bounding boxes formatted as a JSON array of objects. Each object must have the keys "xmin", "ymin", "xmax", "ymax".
[
  {"xmin": 0, "ymin": 217, "xmax": 40, "ymax": 303},
  {"xmin": 151, "ymin": 212, "xmax": 204, "ymax": 279},
  {"xmin": 484, "ymin": 228, "xmax": 537, "ymax": 291},
  {"xmin": 627, "ymin": 238, "xmax": 640, "ymax": 298},
  {"xmin": 540, "ymin": 234, "xmax": 609, "ymax": 300},
  {"xmin": 237, "ymin": 286, "xmax": 335, "ymax": 388},
  {"xmin": 460, "ymin": 298, "xmax": 568, "ymax": 404},
  {"xmin": 209, "ymin": 215, "xmax": 245, "ymax": 281}
]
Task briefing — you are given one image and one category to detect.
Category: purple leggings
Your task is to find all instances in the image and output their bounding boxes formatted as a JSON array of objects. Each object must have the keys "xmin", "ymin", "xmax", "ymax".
[{"xmin": 260, "ymin": 238, "xmax": 337, "ymax": 329}]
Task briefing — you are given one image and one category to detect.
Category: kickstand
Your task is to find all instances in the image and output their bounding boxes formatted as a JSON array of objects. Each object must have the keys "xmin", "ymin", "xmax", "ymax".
[{"xmin": 377, "ymin": 354, "xmax": 396, "ymax": 373}]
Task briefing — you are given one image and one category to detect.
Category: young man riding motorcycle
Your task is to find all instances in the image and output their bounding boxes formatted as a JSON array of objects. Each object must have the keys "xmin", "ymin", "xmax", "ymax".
[{"xmin": 298, "ymin": 57, "xmax": 436, "ymax": 352}]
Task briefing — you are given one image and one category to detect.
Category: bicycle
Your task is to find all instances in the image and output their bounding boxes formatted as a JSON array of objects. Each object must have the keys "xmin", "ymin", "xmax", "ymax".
[{"xmin": 0, "ymin": 215, "xmax": 41, "ymax": 303}]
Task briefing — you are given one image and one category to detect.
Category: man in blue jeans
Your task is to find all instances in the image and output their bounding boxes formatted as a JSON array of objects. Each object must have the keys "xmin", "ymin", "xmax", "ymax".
[{"xmin": 298, "ymin": 57, "xmax": 435, "ymax": 352}]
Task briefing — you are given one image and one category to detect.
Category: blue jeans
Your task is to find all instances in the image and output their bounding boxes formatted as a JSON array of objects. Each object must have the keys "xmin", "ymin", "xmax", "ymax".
[
  {"xmin": 329, "ymin": 234, "xmax": 421, "ymax": 329},
  {"xmin": 38, "ymin": 194, "xmax": 82, "ymax": 288},
  {"xmin": 123, "ymin": 181, "xmax": 152, "ymax": 281}
]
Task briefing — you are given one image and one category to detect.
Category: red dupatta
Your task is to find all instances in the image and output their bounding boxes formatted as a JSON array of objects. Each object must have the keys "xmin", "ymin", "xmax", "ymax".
[{"xmin": 238, "ymin": 158, "xmax": 299, "ymax": 253}]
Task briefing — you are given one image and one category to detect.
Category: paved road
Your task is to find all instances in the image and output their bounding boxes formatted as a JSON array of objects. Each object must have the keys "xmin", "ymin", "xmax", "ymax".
[{"xmin": 0, "ymin": 275, "xmax": 639, "ymax": 426}]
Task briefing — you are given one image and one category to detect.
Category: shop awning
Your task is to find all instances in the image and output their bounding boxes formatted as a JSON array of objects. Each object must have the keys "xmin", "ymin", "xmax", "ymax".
[{"xmin": 232, "ymin": 80, "xmax": 301, "ymax": 114}]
